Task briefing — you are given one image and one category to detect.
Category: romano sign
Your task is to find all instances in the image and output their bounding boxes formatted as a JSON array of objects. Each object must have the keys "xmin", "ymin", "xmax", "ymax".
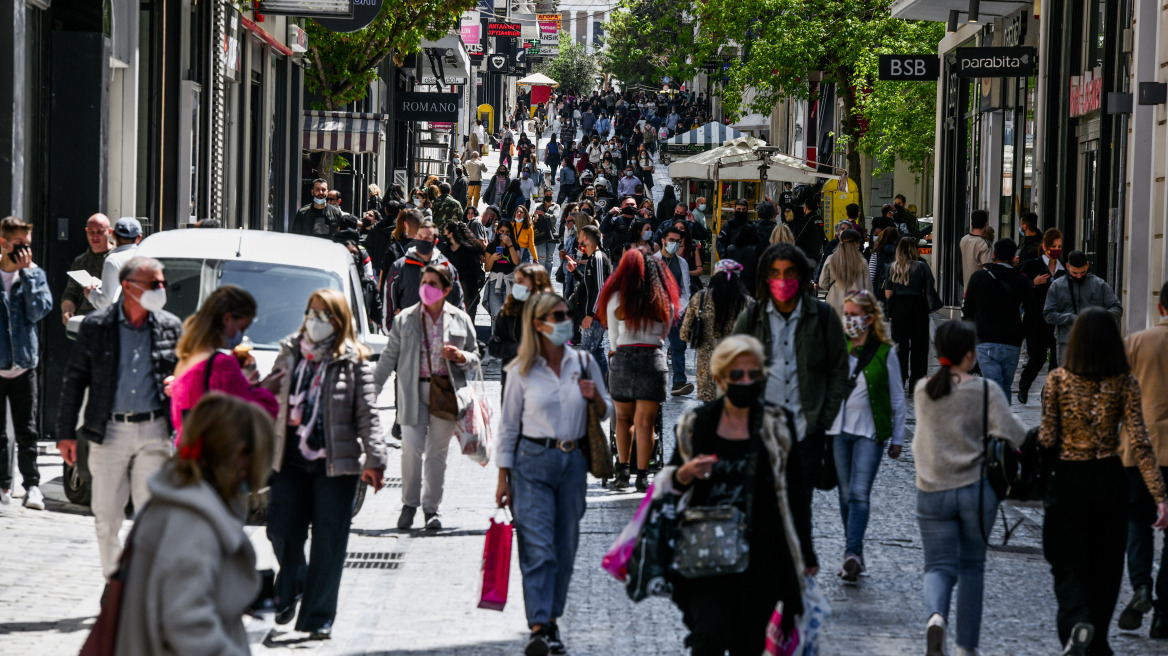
[
  {"xmin": 396, "ymin": 92, "xmax": 460, "ymax": 122},
  {"xmin": 953, "ymin": 47, "xmax": 1036, "ymax": 78}
]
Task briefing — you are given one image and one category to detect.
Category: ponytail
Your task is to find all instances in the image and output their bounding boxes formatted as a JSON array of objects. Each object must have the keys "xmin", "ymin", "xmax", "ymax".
[{"xmin": 924, "ymin": 320, "xmax": 978, "ymax": 400}]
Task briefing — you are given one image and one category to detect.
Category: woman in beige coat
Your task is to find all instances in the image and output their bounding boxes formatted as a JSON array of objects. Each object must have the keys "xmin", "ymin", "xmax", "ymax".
[
  {"xmin": 818, "ymin": 229, "xmax": 872, "ymax": 317},
  {"xmin": 114, "ymin": 394, "xmax": 273, "ymax": 656}
]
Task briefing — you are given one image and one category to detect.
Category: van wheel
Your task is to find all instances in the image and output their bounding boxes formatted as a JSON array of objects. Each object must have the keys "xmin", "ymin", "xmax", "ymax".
[{"xmin": 63, "ymin": 462, "xmax": 92, "ymax": 506}]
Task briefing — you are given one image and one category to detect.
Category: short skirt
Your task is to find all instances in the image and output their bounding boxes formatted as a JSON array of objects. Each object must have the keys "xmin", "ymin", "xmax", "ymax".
[{"xmin": 608, "ymin": 345, "xmax": 667, "ymax": 403}]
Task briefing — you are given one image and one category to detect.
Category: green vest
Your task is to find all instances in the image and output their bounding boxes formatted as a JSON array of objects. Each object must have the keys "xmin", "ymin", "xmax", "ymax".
[{"xmin": 847, "ymin": 340, "xmax": 894, "ymax": 442}]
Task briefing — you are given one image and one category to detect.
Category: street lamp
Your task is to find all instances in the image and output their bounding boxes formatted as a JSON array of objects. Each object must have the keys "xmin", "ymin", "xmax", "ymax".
[
  {"xmin": 947, "ymin": 10, "xmax": 959, "ymax": 33},
  {"xmin": 968, "ymin": 0, "xmax": 980, "ymax": 23}
]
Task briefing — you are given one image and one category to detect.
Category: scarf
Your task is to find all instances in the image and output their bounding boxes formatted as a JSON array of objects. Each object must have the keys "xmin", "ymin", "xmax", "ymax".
[{"xmin": 290, "ymin": 337, "xmax": 332, "ymax": 460}]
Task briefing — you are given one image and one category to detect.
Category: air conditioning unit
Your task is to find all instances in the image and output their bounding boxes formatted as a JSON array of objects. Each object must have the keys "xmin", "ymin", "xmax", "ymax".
[{"xmin": 288, "ymin": 24, "xmax": 308, "ymax": 53}]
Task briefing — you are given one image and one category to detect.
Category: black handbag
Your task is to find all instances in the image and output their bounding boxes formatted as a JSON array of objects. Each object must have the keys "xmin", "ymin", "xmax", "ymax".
[
  {"xmin": 923, "ymin": 263, "xmax": 944, "ymax": 313},
  {"xmin": 688, "ymin": 290, "xmax": 705, "ymax": 349},
  {"xmin": 673, "ymin": 436, "xmax": 757, "ymax": 578},
  {"xmin": 981, "ymin": 380, "xmax": 1022, "ymax": 500}
]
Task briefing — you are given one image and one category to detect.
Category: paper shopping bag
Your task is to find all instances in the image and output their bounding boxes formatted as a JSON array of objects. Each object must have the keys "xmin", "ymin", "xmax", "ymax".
[{"xmin": 477, "ymin": 510, "xmax": 513, "ymax": 611}]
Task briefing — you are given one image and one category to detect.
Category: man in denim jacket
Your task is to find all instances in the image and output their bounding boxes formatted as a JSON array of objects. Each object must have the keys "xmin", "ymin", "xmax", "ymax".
[{"xmin": 0, "ymin": 216, "xmax": 54, "ymax": 510}]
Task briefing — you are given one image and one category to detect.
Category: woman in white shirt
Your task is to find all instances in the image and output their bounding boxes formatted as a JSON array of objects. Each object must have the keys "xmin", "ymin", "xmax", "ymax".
[
  {"xmin": 495, "ymin": 292, "xmax": 613, "ymax": 656},
  {"xmin": 827, "ymin": 289, "xmax": 906, "ymax": 583},
  {"xmin": 597, "ymin": 248, "xmax": 680, "ymax": 491}
]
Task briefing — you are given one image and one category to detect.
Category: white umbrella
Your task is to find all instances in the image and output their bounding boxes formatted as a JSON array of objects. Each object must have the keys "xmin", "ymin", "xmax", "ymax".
[{"xmin": 517, "ymin": 72, "xmax": 559, "ymax": 86}]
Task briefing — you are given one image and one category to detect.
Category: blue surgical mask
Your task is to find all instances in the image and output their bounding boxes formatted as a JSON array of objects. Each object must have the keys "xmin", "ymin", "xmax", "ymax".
[
  {"xmin": 543, "ymin": 320, "xmax": 573, "ymax": 346},
  {"xmin": 511, "ymin": 283, "xmax": 531, "ymax": 302},
  {"xmin": 698, "ymin": 203, "xmax": 707, "ymax": 211},
  {"xmin": 224, "ymin": 329, "xmax": 244, "ymax": 350},
  {"xmin": 664, "ymin": 241, "xmax": 680, "ymax": 255},
  {"xmin": 642, "ymin": 229, "xmax": 653, "ymax": 241}
]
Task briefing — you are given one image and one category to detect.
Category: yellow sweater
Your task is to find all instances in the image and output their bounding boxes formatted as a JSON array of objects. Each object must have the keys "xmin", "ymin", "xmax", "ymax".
[{"xmin": 512, "ymin": 220, "xmax": 540, "ymax": 263}]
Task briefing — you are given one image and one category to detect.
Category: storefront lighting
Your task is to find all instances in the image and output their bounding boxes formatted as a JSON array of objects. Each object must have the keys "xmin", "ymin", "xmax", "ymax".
[
  {"xmin": 968, "ymin": 0, "xmax": 980, "ymax": 23},
  {"xmin": 947, "ymin": 10, "xmax": 959, "ymax": 33}
]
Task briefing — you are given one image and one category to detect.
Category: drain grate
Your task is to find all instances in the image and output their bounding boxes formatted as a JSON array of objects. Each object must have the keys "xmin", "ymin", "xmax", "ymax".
[
  {"xmin": 384, "ymin": 477, "xmax": 402, "ymax": 488},
  {"xmin": 344, "ymin": 551, "xmax": 405, "ymax": 569}
]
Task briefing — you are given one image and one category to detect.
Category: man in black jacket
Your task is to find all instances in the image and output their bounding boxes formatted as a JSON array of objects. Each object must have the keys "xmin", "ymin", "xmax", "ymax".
[
  {"xmin": 291, "ymin": 178, "xmax": 343, "ymax": 237},
  {"xmin": 789, "ymin": 199, "xmax": 827, "ymax": 263},
  {"xmin": 961, "ymin": 238, "xmax": 1036, "ymax": 404},
  {"xmin": 57, "ymin": 256, "xmax": 183, "ymax": 581}
]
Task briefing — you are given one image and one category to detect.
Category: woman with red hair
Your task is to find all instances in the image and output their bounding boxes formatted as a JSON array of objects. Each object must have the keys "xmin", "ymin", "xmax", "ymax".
[{"xmin": 598, "ymin": 248, "xmax": 680, "ymax": 491}]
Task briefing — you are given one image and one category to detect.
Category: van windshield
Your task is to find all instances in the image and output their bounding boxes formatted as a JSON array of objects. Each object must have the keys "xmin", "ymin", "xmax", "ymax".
[{"xmin": 157, "ymin": 258, "xmax": 344, "ymax": 349}]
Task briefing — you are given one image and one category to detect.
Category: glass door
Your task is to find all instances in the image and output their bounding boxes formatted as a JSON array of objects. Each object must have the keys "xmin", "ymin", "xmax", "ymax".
[{"xmin": 1076, "ymin": 140, "xmax": 1099, "ymax": 264}]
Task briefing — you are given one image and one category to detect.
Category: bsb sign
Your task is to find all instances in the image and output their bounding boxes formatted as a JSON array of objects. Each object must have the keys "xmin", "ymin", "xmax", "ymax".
[
  {"xmin": 396, "ymin": 92, "xmax": 460, "ymax": 122},
  {"xmin": 953, "ymin": 47, "xmax": 1036, "ymax": 78},
  {"xmin": 878, "ymin": 55, "xmax": 940, "ymax": 81}
]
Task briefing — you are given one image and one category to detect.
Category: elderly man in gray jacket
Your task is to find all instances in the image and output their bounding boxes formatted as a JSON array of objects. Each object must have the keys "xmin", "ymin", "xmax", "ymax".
[{"xmin": 1043, "ymin": 249, "xmax": 1122, "ymax": 363}]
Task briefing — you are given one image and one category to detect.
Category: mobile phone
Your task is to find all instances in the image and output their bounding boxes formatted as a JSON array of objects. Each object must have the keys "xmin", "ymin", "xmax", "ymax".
[{"xmin": 496, "ymin": 246, "xmax": 504, "ymax": 254}]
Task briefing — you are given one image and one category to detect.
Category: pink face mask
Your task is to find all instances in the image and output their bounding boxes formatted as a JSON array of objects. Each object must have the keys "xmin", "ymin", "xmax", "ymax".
[
  {"xmin": 419, "ymin": 283, "xmax": 446, "ymax": 306},
  {"xmin": 768, "ymin": 278, "xmax": 800, "ymax": 303}
]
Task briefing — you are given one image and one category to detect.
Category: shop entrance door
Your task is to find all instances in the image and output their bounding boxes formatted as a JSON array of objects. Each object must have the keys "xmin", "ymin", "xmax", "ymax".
[{"xmin": 1075, "ymin": 140, "xmax": 1099, "ymax": 266}]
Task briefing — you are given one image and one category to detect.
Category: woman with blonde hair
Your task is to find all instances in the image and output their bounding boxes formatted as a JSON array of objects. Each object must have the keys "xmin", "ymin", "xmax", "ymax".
[
  {"xmin": 495, "ymin": 292, "xmax": 613, "ymax": 656},
  {"xmin": 665, "ymin": 334, "xmax": 816, "ymax": 655},
  {"xmin": 769, "ymin": 222, "xmax": 795, "ymax": 245},
  {"xmin": 169, "ymin": 285, "xmax": 278, "ymax": 443},
  {"xmin": 819, "ymin": 229, "xmax": 874, "ymax": 317},
  {"xmin": 266, "ymin": 288, "xmax": 387, "ymax": 639},
  {"xmin": 115, "ymin": 393, "xmax": 274, "ymax": 655},
  {"xmin": 375, "ymin": 265, "xmax": 480, "ymax": 532},
  {"xmin": 882, "ymin": 236, "xmax": 934, "ymax": 391},
  {"xmin": 827, "ymin": 289, "xmax": 905, "ymax": 582}
]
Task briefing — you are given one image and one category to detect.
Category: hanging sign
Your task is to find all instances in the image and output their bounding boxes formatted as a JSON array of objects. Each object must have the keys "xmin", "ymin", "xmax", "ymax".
[
  {"xmin": 1069, "ymin": 67, "xmax": 1103, "ymax": 117},
  {"xmin": 487, "ymin": 21, "xmax": 521, "ymax": 37},
  {"xmin": 537, "ymin": 14, "xmax": 560, "ymax": 37},
  {"xmin": 312, "ymin": 0, "xmax": 384, "ymax": 33},
  {"xmin": 953, "ymin": 47, "xmax": 1036, "ymax": 78},
  {"xmin": 396, "ymin": 92, "xmax": 460, "ymax": 122},
  {"xmin": 487, "ymin": 53, "xmax": 512, "ymax": 73},
  {"xmin": 878, "ymin": 54, "xmax": 940, "ymax": 81}
]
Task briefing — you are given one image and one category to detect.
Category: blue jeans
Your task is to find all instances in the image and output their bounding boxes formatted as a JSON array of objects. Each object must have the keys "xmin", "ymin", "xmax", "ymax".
[
  {"xmin": 833, "ymin": 433, "xmax": 883, "ymax": 558},
  {"xmin": 975, "ymin": 343, "xmax": 1020, "ymax": 404},
  {"xmin": 917, "ymin": 481, "xmax": 998, "ymax": 650},
  {"xmin": 511, "ymin": 441, "xmax": 588, "ymax": 627},
  {"xmin": 536, "ymin": 242, "xmax": 556, "ymax": 273},
  {"xmin": 667, "ymin": 323, "xmax": 687, "ymax": 385},
  {"xmin": 580, "ymin": 320, "xmax": 609, "ymax": 380},
  {"xmin": 485, "ymin": 277, "xmax": 508, "ymax": 322}
]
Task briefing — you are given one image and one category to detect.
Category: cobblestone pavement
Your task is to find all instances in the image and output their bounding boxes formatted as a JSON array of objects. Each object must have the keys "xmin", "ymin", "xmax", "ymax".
[{"xmin": 1, "ymin": 131, "xmax": 1163, "ymax": 656}]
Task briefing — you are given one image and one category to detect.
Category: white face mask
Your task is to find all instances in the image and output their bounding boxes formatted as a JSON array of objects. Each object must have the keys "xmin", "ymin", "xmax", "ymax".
[
  {"xmin": 134, "ymin": 284, "xmax": 167, "ymax": 313},
  {"xmin": 305, "ymin": 318, "xmax": 336, "ymax": 343},
  {"xmin": 664, "ymin": 241, "xmax": 680, "ymax": 255},
  {"xmin": 543, "ymin": 320, "xmax": 573, "ymax": 346}
]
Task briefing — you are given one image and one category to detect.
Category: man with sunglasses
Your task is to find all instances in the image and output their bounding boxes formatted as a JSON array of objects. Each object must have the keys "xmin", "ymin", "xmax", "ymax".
[
  {"xmin": 58, "ymin": 256, "xmax": 183, "ymax": 589},
  {"xmin": 86, "ymin": 217, "xmax": 143, "ymax": 311}
]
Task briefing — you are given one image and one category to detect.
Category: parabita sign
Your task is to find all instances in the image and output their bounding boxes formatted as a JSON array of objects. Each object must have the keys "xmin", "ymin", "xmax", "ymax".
[
  {"xmin": 396, "ymin": 92, "xmax": 460, "ymax": 122},
  {"xmin": 953, "ymin": 47, "xmax": 1036, "ymax": 78}
]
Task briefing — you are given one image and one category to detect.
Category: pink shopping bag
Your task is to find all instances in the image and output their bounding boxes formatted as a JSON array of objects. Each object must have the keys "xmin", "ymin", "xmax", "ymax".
[
  {"xmin": 765, "ymin": 601, "xmax": 800, "ymax": 656},
  {"xmin": 478, "ymin": 509, "xmax": 513, "ymax": 611},
  {"xmin": 601, "ymin": 482, "xmax": 655, "ymax": 581}
]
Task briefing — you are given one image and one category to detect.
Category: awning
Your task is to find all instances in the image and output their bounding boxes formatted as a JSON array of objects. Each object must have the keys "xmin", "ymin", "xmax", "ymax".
[
  {"xmin": 302, "ymin": 111, "xmax": 387, "ymax": 154},
  {"xmin": 517, "ymin": 72, "xmax": 558, "ymax": 86},
  {"xmin": 890, "ymin": 0, "xmax": 1031, "ymax": 23},
  {"xmin": 661, "ymin": 122, "xmax": 746, "ymax": 147},
  {"xmin": 668, "ymin": 137, "xmax": 831, "ymax": 184}
]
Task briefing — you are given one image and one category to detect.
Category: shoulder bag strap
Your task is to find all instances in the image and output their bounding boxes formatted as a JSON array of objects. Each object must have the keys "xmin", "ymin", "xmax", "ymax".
[
  {"xmin": 204, "ymin": 352, "xmax": 217, "ymax": 392},
  {"xmin": 847, "ymin": 337, "xmax": 883, "ymax": 390},
  {"xmin": 979, "ymin": 379, "xmax": 992, "ymax": 543}
]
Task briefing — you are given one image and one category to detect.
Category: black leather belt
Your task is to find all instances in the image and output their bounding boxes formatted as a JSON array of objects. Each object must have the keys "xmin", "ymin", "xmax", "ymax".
[
  {"xmin": 419, "ymin": 377, "xmax": 430, "ymax": 382},
  {"xmin": 522, "ymin": 436, "xmax": 584, "ymax": 453},
  {"xmin": 110, "ymin": 410, "xmax": 163, "ymax": 424}
]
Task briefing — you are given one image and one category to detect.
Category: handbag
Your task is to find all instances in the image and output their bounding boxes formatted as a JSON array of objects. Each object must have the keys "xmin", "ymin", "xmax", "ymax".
[
  {"xmin": 454, "ymin": 362, "xmax": 493, "ymax": 466},
  {"xmin": 981, "ymin": 380, "xmax": 1022, "ymax": 500},
  {"xmin": 923, "ymin": 263, "xmax": 944, "ymax": 313},
  {"xmin": 577, "ymin": 351, "xmax": 614, "ymax": 479},
  {"xmin": 626, "ymin": 488, "xmax": 682, "ymax": 602},
  {"xmin": 421, "ymin": 315, "xmax": 459, "ymax": 421},
  {"xmin": 673, "ymin": 438, "xmax": 757, "ymax": 578},
  {"xmin": 687, "ymin": 290, "xmax": 706, "ymax": 349},
  {"xmin": 477, "ymin": 508, "xmax": 513, "ymax": 611},
  {"xmin": 80, "ymin": 507, "xmax": 147, "ymax": 656}
]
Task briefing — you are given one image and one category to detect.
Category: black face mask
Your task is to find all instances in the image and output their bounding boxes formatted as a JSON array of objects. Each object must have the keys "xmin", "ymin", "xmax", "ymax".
[
  {"xmin": 734, "ymin": 211, "xmax": 748, "ymax": 222},
  {"xmin": 413, "ymin": 239, "xmax": 435, "ymax": 256},
  {"xmin": 724, "ymin": 380, "xmax": 765, "ymax": 409}
]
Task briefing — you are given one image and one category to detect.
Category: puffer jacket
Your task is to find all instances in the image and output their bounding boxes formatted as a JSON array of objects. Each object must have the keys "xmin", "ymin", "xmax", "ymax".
[
  {"xmin": 0, "ymin": 265, "xmax": 53, "ymax": 370},
  {"xmin": 1042, "ymin": 273, "xmax": 1123, "ymax": 346},
  {"xmin": 115, "ymin": 465, "xmax": 257, "ymax": 656},
  {"xmin": 270, "ymin": 334, "xmax": 387, "ymax": 476},
  {"xmin": 374, "ymin": 301, "xmax": 481, "ymax": 427}
]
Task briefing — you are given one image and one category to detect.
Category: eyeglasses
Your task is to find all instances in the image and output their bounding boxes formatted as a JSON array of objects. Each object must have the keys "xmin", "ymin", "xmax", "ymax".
[
  {"xmin": 727, "ymin": 369, "xmax": 764, "ymax": 383},
  {"xmin": 129, "ymin": 279, "xmax": 167, "ymax": 290},
  {"xmin": 540, "ymin": 310, "xmax": 570, "ymax": 322},
  {"xmin": 305, "ymin": 308, "xmax": 335, "ymax": 322},
  {"xmin": 846, "ymin": 289, "xmax": 871, "ymax": 297}
]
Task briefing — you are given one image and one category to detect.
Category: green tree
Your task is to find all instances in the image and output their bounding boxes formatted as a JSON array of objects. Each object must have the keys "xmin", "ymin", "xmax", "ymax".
[
  {"xmin": 304, "ymin": 0, "xmax": 474, "ymax": 179},
  {"xmin": 601, "ymin": 0, "xmax": 699, "ymax": 88},
  {"xmin": 695, "ymin": 0, "xmax": 944, "ymax": 206},
  {"xmin": 536, "ymin": 33, "xmax": 600, "ymax": 96}
]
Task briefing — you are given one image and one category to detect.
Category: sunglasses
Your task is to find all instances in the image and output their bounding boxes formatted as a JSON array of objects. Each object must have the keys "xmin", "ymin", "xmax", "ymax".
[
  {"xmin": 541, "ymin": 310, "xmax": 570, "ymax": 322},
  {"xmin": 727, "ymin": 369, "xmax": 764, "ymax": 383},
  {"xmin": 305, "ymin": 308, "xmax": 335, "ymax": 322},
  {"xmin": 129, "ymin": 279, "xmax": 167, "ymax": 290}
]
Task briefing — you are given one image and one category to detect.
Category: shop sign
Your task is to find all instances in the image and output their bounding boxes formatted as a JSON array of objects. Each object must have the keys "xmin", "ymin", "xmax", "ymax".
[
  {"xmin": 523, "ymin": 38, "xmax": 540, "ymax": 48},
  {"xmin": 421, "ymin": 76, "xmax": 468, "ymax": 85},
  {"xmin": 461, "ymin": 21, "xmax": 480, "ymax": 45},
  {"xmin": 878, "ymin": 54, "xmax": 940, "ymax": 81},
  {"xmin": 1069, "ymin": 67, "xmax": 1103, "ymax": 117},
  {"xmin": 313, "ymin": 0, "xmax": 384, "ymax": 33},
  {"xmin": 538, "ymin": 14, "xmax": 561, "ymax": 37},
  {"xmin": 487, "ymin": 21, "xmax": 521, "ymax": 37},
  {"xmin": 396, "ymin": 92, "xmax": 460, "ymax": 122},
  {"xmin": 953, "ymin": 47, "xmax": 1036, "ymax": 78}
]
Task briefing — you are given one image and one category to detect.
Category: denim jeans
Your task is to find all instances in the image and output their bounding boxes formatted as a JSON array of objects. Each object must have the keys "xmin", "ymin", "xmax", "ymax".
[
  {"xmin": 975, "ymin": 343, "xmax": 1020, "ymax": 404},
  {"xmin": 580, "ymin": 320, "xmax": 608, "ymax": 380},
  {"xmin": 917, "ymin": 480, "xmax": 997, "ymax": 650},
  {"xmin": 1126, "ymin": 466, "xmax": 1168, "ymax": 611},
  {"xmin": 511, "ymin": 441, "xmax": 588, "ymax": 627},
  {"xmin": 485, "ymin": 277, "xmax": 509, "ymax": 321},
  {"xmin": 667, "ymin": 323, "xmax": 687, "ymax": 385},
  {"xmin": 536, "ymin": 242, "xmax": 556, "ymax": 273},
  {"xmin": 267, "ymin": 463, "xmax": 359, "ymax": 633},
  {"xmin": 833, "ymin": 433, "xmax": 883, "ymax": 558}
]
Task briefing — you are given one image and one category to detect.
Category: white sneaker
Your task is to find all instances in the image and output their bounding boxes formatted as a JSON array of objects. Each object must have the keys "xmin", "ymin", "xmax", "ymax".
[
  {"xmin": 23, "ymin": 486, "xmax": 44, "ymax": 511},
  {"xmin": 0, "ymin": 488, "xmax": 10, "ymax": 505},
  {"xmin": 926, "ymin": 613, "xmax": 947, "ymax": 656}
]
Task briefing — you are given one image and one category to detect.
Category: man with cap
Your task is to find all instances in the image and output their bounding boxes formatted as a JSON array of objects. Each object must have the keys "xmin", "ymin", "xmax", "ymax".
[{"xmin": 86, "ymin": 217, "xmax": 143, "ymax": 311}]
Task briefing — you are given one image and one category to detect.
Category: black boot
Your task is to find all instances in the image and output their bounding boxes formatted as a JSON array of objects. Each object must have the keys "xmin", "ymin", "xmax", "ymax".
[
  {"xmin": 612, "ymin": 463, "xmax": 631, "ymax": 490},
  {"xmin": 634, "ymin": 469, "xmax": 649, "ymax": 493},
  {"xmin": 1151, "ymin": 610, "xmax": 1167, "ymax": 639}
]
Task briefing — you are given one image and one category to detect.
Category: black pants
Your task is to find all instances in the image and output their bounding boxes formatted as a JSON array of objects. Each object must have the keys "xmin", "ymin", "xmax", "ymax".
[
  {"xmin": 1019, "ymin": 323, "xmax": 1057, "ymax": 394},
  {"xmin": 266, "ymin": 463, "xmax": 359, "ymax": 632},
  {"xmin": 1126, "ymin": 466, "xmax": 1168, "ymax": 611},
  {"xmin": 1043, "ymin": 457, "xmax": 1127, "ymax": 655},
  {"xmin": 889, "ymin": 295, "xmax": 930, "ymax": 391},
  {"xmin": 0, "ymin": 369, "xmax": 39, "ymax": 490},
  {"xmin": 683, "ymin": 582, "xmax": 777, "ymax": 655}
]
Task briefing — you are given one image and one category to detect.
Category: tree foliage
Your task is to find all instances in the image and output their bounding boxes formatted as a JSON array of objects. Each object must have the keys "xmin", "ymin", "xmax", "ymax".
[
  {"xmin": 304, "ymin": 0, "xmax": 475, "ymax": 111},
  {"xmin": 694, "ymin": 0, "xmax": 943, "ymax": 192},
  {"xmin": 600, "ymin": 0, "xmax": 699, "ymax": 88},
  {"xmin": 536, "ymin": 33, "xmax": 601, "ymax": 96}
]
